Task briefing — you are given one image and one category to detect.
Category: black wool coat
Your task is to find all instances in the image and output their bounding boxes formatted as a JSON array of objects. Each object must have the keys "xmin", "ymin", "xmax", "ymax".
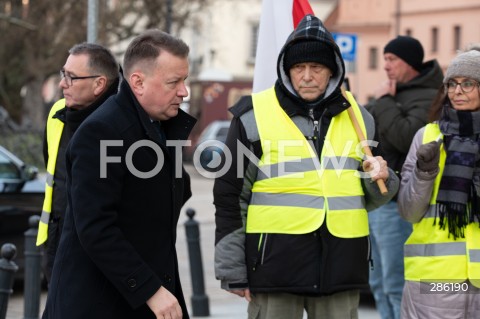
[{"xmin": 42, "ymin": 79, "xmax": 196, "ymax": 319}]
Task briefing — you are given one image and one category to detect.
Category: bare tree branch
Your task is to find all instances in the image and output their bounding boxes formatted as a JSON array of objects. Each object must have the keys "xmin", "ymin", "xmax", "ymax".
[{"xmin": 0, "ymin": 0, "xmax": 212, "ymax": 129}]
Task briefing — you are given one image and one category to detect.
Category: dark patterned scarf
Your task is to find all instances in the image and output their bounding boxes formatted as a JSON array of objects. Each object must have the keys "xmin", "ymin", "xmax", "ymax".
[{"xmin": 436, "ymin": 105, "xmax": 480, "ymax": 239}]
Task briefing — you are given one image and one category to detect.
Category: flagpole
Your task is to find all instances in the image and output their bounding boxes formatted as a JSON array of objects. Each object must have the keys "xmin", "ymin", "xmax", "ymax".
[{"xmin": 341, "ymin": 88, "xmax": 388, "ymax": 195}]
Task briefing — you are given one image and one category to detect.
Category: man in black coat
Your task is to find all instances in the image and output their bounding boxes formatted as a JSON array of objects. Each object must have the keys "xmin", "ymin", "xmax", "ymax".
[
  {"xmin": 42, "ymin": 30, "xmax": 196, "ymax": 319},
  {"xmin": 38, "ymin": 42, "xmax": 120, "ymax": 284}
]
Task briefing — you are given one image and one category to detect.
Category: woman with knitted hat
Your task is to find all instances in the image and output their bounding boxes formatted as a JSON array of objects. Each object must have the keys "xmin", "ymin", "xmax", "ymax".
[{"xmin": 398, "ymin": 48, "xmax": 480, "ymax": 318}]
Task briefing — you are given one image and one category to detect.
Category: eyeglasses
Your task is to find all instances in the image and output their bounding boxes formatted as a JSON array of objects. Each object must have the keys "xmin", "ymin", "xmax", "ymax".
[
  {"xmin": 60, "ymin": 70, "xmax": 100, "ymax": 87},
  {"xmin": 444, "ymin": 80, "xmax": 479, "ymax": 93}
]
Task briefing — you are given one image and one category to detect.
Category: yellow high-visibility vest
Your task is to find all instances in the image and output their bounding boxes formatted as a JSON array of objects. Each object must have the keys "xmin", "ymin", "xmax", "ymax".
[
  {"xmin": 36, "ymin": 99, "xmax": 65, "ymax": 246},
  {"xmin": 404, "ymin": 123, "xmax": 480, "ymax": 287},
  {"xmin": 246, "ymin": 87, "xmax": 368, "ymax": 238}
]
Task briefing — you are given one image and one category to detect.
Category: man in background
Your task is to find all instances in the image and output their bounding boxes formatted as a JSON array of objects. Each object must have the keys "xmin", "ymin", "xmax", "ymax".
[
  {"xmin": 366, "ymin": 35, "xmax": 444, "ymax": 319},
  {"xmin": 37, "ymin": 42, "xmax": 119, "ymax": 283}
]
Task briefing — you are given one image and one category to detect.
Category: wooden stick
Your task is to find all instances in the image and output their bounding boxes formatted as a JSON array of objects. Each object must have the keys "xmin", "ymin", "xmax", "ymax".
[{"xmin": 342, "ymin": 88, "xmax": 388, "ymax": 195}]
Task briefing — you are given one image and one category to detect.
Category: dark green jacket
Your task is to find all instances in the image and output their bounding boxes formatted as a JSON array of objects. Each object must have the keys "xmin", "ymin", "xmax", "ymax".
[{"xmin": 366, "ymin": 60, "xmax": 444, "ymax": 176}]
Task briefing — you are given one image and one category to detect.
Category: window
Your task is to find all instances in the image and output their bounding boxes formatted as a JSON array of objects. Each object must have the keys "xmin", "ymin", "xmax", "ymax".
[
  {"xmin": 249, "ymin": 23, "xmax": 259, "ymax": 62},
  {"xmin": 368, "ymin": 47, "xmax": 378, "ymax": 70},
  {"xmin": 454, "ymin": 25, "xmax": 462, "ymax": 51},
  {"xmin": 0, "ymin": 152, "xmax": 19, "ymax": 179},
  {"xmin": 431, "ymin": 27, "xmax": 438, "ymax": 53}
]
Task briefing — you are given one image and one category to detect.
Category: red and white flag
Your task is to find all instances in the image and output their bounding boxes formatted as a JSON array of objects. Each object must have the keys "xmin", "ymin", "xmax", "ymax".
[{"xmin": 252, "ymin": 0, "xmax": 314, "ymax": 93}]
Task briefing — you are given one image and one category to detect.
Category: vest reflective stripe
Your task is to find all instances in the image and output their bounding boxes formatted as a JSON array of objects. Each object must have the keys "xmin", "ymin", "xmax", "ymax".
[
  {"xmin": 256, "ymin": 157, "xmax": 319, "ymax": 181},
  {"xmin": 404, "ymin": 123, "xmax": 480, "ymax": 287},
  {"xmin": 242, "ymin": 195, "xmax": 364, "ymax": 214},
  {"xmin": 247, "ymin": 87, "xmax": 368, "ymax": 237},
  {"xmin": 250, "ymin": 192, "xmax": 325, "ymax": 209},
  {"xmin": 256, "ymin": 156, "xmax": 360, "ymax": 181},
  {"xmin": 328, "ymin": 196, "xmax": 365, "ymax": 211},
  {"xmin": 421, "ymin": 205, "xmax": 480, "ymax": 221},
  {"xmin": 470, "ymin": 250, "xmax": 480, "ymax": 263},
  {"xmin": 39, "ymin": 210, "xmax": 50, "ymax": 224},
  {"xmin": 322, "ymin": 156, "xmax": 360, "ymax": 170},
  {"xmin": 405, "ymin": 242, "xmax": 466, "ymax": 257},
  {"xmin": 36, "ymin": 99, "xmax": 65, "ymax": 246},
  {"xmin": 45, "ymin": 172, "xmax": 54, "ymax": 187}
]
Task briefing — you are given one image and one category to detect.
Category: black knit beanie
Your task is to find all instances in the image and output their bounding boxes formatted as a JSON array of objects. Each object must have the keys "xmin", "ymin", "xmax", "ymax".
[
  {"xmin": 283, "ymin": 40, "xmax": 337, "ymax": 76},
  {"xmin": 384, "ymin": 36, "xmax": 424, "ymax": 71}
]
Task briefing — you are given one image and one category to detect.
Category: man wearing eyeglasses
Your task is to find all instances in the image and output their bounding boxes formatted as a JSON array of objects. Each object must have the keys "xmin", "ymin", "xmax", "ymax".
[
  {"xmin": 42, "ymin": 30, "xmax": 195, "ymax": 319},
  {"xmin": 365, "ymin": 36, "xmax": 444, "ymax": 319},
  {"xmin": 37, "ymin": 42, "xmax": 119, "ymax": 284}
]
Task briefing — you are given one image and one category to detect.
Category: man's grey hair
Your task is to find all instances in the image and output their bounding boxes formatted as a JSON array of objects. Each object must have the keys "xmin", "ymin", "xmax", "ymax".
[{"xmin": 69, "ymin": 43, "xmax": 119, "ymax": 86}]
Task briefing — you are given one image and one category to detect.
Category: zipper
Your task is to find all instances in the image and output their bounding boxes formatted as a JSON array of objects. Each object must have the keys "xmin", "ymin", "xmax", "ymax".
[
  {"xmin": 252, "ymin": 233, "xmax": 268, "ymax": 271},
  {"xmin": 260, "ymin": 234, "xmax": 268, "ymax": 265},
  {"xmin": 310, "ymin": 107, "xmax": 328, "ymax": 154},
  {"xmin": 309, "ymin": 108, "xmax": 320, "ymax": 153},
  {"xmin": 367, "ymin": 236, "xmax": 373, "ymax": 270}
]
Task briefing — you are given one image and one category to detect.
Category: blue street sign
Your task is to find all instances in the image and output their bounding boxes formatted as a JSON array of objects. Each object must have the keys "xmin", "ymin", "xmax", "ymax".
[{"xmin": 332, "ymin": 33, "xmax": 357, "ymax": 61}]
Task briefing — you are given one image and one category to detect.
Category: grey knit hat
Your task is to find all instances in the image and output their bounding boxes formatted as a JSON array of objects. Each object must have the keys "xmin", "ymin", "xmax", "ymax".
[{"xmin": 444, "ymin": 50, "xmax": 480, "ymax": 83}]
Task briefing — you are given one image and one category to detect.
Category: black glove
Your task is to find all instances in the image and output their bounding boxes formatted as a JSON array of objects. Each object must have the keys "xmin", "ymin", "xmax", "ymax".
[{"xmin": 416, "ymin": 141, "xmax": 440, "ymax": 172}]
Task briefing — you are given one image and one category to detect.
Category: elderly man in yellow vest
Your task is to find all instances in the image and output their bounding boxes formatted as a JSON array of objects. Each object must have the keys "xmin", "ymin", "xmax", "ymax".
[
  {"xmin": 38, "ymin": 43, "xmax": 119, "ymax": 283},
  {"xmin": 213, "ymin": 14, "xmax": 399, "ymax": 319}
]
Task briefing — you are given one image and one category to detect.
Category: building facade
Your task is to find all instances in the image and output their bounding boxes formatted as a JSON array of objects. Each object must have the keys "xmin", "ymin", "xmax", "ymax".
[
  {"xmin": 180, "ymin": 0, "xmax": 336, "ymax": 82},
  {"xmin": 108, "ymin": 0, "xmax": 479, "ymax": 137},
  {"xmin": 327, "ymin": 0, "xmax": 480, "ymax": 104}
]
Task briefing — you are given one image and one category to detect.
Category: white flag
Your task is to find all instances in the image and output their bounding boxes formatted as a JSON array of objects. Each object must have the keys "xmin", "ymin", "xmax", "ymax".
[{"xmin": 252, "ymin": 0, "xmax": 314, "ymax": 93}]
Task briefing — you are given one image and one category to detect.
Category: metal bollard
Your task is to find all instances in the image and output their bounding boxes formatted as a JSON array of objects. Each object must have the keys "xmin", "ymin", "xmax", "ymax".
[
  {"xmin": 23, "ymin": 215, "xmax": 43, "ymax": 319},
  {"xmin": 184, "ymin": 208, "xmax": 210, "ymax": 316},
  {"xmin": 0, "ymin": 243, "xmax": 18, "ymax": 319}
]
